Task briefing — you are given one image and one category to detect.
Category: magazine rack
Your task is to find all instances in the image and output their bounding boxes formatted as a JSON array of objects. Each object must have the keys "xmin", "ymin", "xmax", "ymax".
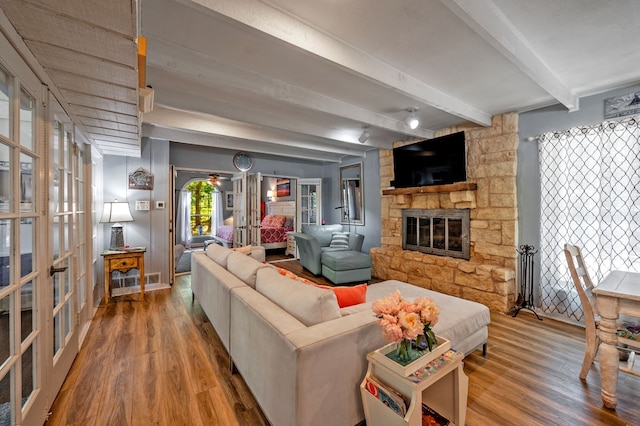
[{"xmin": 360, "ymin": 347, "xmax": 468, "ymax": 426}]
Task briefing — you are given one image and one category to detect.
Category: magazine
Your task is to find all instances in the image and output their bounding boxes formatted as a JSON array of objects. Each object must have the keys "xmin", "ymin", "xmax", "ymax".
[
  {"xmin": 363, "ymin": 376, "xmax": 407, "ymax": 416},
  {"xmin": 422, "ymin": 402, "xmax": 450, "ymax": 426}
]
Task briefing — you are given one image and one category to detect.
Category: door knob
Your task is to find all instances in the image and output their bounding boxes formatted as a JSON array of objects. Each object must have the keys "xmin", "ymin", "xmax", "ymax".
[{"xmin": 49, "ymin": 265, "xmax": 68, "ymax": 277}]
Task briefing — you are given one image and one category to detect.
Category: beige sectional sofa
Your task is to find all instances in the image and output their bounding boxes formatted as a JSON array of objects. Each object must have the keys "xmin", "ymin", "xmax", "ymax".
[{"xmin": 191, "ymin": 244, "xmax": 490, "ymax": 426}]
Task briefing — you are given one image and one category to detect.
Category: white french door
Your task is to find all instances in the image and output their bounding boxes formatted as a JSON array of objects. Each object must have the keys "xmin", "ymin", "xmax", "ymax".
[
  {"xmin": 232, "ymin": 173, "xmax": 247, "ymax": 247},
  {"xmin": 46, "ymin": 99, "xmax": 80, "ymax": 399},
  {"xmin": 247, "ymin": 173, "xmax": 261, "ymax": 246},
  {"xmin": 0, "ymin": 40, "xmax": 48, "ymax": 425},
  {"xmin": 0, "ymin": 29, "xmax": 90, "ymax": 425}
]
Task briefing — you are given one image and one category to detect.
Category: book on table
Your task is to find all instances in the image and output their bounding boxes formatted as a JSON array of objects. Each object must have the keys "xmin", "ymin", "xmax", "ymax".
[
  {"xmin": 422, "ymin": 402, "xmax": 450, "ymax": 426},
  {"xmin": 363, "ymin": 375, "xmax": 408, "ymax": 417}
]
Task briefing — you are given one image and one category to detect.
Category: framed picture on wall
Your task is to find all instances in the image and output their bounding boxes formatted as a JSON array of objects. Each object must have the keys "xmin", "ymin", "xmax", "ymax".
[
  {"xmin": 276, "ymin": 178, "xmax": 290, "ymax": 197},
  {"xmin": 225, "ymin": 192, "xmax": 234, "ymax": 210}
]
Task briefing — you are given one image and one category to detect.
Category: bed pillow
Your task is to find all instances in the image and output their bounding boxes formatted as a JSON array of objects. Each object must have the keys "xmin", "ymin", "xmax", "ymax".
[
  {"xmin": 283, "ymin": 217, "xmax": 294, "ymax": 229},
  {"xmin": 329, "ymin": 232, "xmax": 350, "ymax": 248},
  {"xmin": 261, "ymin": 215, "xmax": 286, "ymax": 228}
]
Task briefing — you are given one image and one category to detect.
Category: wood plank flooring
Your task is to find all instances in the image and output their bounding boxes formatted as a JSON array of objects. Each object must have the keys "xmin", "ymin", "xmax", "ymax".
[{"xmin": 46, "ymin": 259, "xmax": 640, "ymax": 426}]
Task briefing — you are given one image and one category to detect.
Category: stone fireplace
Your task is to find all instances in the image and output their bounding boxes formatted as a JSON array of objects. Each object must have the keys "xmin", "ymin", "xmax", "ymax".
[{"xmin": 371, "ymin": 113, "xmax": 519, "ymax": 313}]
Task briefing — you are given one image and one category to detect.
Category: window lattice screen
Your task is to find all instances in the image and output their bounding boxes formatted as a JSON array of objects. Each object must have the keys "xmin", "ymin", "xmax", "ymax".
[{"xmin": 539, "ymin": 116, "xmax": 640, "ymax": 322}]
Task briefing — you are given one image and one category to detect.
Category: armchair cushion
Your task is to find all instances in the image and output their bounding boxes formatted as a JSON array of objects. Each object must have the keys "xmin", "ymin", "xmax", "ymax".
[{"xmin": 329, "ymin": 232, "xmax": 350, "ymax": 248}]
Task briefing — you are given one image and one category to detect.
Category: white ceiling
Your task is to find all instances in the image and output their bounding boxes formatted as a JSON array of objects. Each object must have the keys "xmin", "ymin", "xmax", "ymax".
[{"xmin": 1, "ymin": 0, "xmax": 639, "ymax": 161}]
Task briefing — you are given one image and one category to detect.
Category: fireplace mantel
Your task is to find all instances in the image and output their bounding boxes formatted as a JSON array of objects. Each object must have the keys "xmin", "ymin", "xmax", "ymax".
[{"xmin": 382, "ymin": 182, "xmax": 477, "ymax": 196}]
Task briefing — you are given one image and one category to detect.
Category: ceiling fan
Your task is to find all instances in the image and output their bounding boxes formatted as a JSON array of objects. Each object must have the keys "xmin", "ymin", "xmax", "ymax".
[{"xmin": 208, "ymin": 173, "xmax": 230, "ymax": 186}]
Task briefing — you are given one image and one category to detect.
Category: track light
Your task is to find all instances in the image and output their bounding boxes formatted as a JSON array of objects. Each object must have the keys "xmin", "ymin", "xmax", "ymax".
[
  {"xmin": 358, "ymin": 125, "xmax": 370, "ymax": 144},
  {"xmin": 405, "ymin": 107, "xmax": 419, "ymax": 129}
]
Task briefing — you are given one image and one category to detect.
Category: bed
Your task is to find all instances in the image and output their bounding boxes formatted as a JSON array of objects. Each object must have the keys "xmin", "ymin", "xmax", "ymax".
[
  {"xmin": 210, "ymin": 201, "xmax": 295, "ymax": 249},
  {"xmin": 260, "ymin": 201, "xmax": 295, "ymax": 250}
]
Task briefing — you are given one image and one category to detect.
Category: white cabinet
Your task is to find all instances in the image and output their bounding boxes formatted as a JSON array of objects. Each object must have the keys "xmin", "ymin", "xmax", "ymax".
[
  {"xmin": 296, "ymin": 178, "xmax": 321, "ymax": 230},
  {"xmin": 361, "ymin": 349, "xmax": 468, "ymax": 426}
]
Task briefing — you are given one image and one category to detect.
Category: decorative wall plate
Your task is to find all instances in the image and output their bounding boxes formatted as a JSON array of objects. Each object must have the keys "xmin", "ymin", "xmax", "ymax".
[{"xmin": 233, "ymin": 152, "xmax": 253, "ymax": 171}]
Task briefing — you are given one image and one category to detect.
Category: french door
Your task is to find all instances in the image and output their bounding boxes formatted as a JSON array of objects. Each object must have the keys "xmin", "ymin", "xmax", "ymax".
[{"xmin": 0, "ymin": 30, "xmax": 90, "ymax": 425}]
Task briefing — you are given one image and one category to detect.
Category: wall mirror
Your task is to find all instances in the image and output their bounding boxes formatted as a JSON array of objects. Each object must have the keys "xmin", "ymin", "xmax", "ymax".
[{"xmin": 339, "ymin": 162, "xmax": 364, "ymax": 227}]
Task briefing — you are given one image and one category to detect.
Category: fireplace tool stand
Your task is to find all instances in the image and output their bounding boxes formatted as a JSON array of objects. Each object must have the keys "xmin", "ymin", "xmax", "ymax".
[{"xmin": 513, "ymin": 244, "xmax": 542, "ymax": 320}]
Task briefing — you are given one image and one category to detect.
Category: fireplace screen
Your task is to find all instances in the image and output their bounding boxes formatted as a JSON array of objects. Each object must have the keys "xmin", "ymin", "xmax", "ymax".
[{"xmin": 402, "ymin": 209, "xmax": 470, "ymax": 259}]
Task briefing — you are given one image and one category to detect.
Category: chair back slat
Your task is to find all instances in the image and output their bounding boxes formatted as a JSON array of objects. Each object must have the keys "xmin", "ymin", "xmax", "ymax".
[{"xmin": 564, "ymin": 243, "xmax": 597, "ymax": 317}]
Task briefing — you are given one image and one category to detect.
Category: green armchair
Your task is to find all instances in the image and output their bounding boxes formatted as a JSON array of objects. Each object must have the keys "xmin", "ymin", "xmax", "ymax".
[{"xmin": 292, "ymin": 224, "xmax": 364, "ymax": 275}]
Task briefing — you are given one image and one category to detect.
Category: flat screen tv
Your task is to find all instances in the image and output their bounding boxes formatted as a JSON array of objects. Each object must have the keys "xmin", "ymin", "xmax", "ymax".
[{"xmin": 391, "ymin": 131, "xmax": 466, "ymax": 188}]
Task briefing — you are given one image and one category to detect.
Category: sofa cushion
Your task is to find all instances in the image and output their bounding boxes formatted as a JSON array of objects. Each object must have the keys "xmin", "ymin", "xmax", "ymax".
[
  {"xmin": 206, "ymin": 242, "xmax": 232, "ymax": 268},
  {"xmin": 329, "ymin": 232, "xmax": 350, "ymax": 248},
  {"xmin": 227, "ymin": 251, "xmax": 270, "ymax": 288},
  {"xmin": 255, "ymin": 268, "xmax": 341, "ymax": 326}
]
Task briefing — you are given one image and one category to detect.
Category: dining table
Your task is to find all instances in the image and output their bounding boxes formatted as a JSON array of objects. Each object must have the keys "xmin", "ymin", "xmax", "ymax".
[{"xmin": 592, "ymin": 270, "xmax": 640, "ymax": 409}]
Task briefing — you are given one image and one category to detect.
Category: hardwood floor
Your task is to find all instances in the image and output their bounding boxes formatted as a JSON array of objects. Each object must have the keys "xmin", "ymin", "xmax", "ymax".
[{"xmin": 46, "ymin": 260, "xmax": 640, "ymax": 426}]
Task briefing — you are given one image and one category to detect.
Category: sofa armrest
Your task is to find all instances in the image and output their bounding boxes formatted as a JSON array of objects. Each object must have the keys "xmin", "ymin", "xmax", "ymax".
[{"xmin": 292, "ymin": 232, "xmax": 323, "ymax": 275}]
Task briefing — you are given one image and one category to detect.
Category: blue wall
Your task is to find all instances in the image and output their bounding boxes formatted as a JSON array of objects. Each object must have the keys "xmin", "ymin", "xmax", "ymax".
[{"xmin": 518, "ymin": 83, "xmax": 640, "ymax": 287}]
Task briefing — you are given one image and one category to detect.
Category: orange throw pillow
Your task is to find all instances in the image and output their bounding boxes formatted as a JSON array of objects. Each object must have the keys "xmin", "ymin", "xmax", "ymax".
[{"xmin": 331, "ymin": 283, "xmax": 367, "ymax": 308}]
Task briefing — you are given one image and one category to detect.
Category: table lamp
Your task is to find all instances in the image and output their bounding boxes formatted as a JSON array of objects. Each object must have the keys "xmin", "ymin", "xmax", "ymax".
[{"xmin": 101, "ymin": 200, "xmax": 134, "ymax": 249}]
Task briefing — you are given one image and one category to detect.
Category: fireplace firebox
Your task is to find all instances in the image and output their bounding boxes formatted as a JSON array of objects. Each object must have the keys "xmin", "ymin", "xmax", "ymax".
[{"xmin": 402, "ymin": 209, "xmax": 470, "ymax": 259}]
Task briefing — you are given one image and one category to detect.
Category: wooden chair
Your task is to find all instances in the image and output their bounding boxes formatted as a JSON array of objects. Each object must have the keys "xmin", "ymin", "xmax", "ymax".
[{"xmin": 564, "ymin": 243, "xmax": 639, "ymax": 379}]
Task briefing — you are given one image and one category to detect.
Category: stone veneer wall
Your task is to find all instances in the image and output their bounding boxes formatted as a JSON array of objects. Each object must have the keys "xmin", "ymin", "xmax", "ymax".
[{"xmin": 371, "ymin": 113, "xmax": 519, "ymax": 312}]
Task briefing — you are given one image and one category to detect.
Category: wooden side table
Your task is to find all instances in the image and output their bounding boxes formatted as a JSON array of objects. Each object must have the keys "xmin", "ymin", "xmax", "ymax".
[{"xmin": 101, "ymin": 248, "xmax": 146, "ymax": 304}]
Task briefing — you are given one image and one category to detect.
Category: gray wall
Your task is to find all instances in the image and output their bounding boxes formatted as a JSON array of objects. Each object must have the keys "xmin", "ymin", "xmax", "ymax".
[
  {"xmin": 518, "ymin": 83, "xmax": 640, "ymax": 289},
  {"xmin": 103, "ymin": 137, "xmax": 171, "ymax": 284},
  {"xmin": 169, "ymin": 142, "xmax": 382, "ymax": 253}
]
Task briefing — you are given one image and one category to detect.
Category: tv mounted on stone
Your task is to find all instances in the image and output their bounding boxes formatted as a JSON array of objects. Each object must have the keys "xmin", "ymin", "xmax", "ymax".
[{"xmin": 391, "ymin": 131, "xmax": 466, "ymax": 188}]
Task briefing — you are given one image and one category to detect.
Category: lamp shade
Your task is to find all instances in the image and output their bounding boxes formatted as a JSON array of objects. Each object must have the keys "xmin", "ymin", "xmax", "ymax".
[{"xmin": 100, "ymin": 201, "xmax": 134, "ymax": 224}]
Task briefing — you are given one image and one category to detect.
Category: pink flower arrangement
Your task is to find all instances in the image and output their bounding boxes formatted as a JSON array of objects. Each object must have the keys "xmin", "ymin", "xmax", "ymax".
[{"xmin": 372, "ymin": 290, "xmax": 440, "ymax": 344}]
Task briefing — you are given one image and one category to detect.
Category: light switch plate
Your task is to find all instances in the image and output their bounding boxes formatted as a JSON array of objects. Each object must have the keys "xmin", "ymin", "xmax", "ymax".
[
  {"xmin": 136, "ymin": 200, "xmax": 150, "ymax": 211},
  {"xmin": 156, "ymin": 201, "xmax": 165, "ymax": 209}
]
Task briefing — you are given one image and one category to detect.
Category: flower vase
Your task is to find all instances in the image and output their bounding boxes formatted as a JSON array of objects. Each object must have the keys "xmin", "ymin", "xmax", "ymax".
[{"xmin": 395, "ymin": 338, "xmax": 419, "ymax": 364}]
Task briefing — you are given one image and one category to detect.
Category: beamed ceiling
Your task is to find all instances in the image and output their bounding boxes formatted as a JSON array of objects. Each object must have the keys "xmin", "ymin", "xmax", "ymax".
[{"xmin": 1, "ymin": 0, "xmax": 638, "ymax": 161}]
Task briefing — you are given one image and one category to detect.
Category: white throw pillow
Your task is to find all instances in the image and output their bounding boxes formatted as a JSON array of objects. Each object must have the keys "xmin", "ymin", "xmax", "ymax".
[
  {"xmin": 329, "ymin": 232, "xmax": 350, "ymax": 248},
  {"xmin": 255, "ymin": 268, "xmax": 341, "ymax": 326}
]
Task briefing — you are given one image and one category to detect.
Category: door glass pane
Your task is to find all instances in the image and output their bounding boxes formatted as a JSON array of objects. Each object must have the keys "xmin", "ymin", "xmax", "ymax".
[
  {"xmin": 52, "ymin": 122, "xmax": 60, "ymax": 167},
  {"xmin": 20, "ymin": 280, "xmax": 34, "ymax": 343},
  {"xmin": 64, "ymin": 259, "xmax": 70, "ymax": 294},
  {"xmin": 53, "ymin": 215, "xmax": 62, "ymax": 259},
  {"xmin": 19, "ymin": 218, "xmax": 34, "ymax": 278},
  {"xmin": 64, "ymin": 214, "xmax": 70, "ymax": 253},
  {"xmin": 0, "ymin": 293, "xmax": 10, "ymax": 366},
  {"xmin": 53, "ymin": 310, "xmax": 61, "ymax": 356},
  {"xmin": 19, "ymin": 154, "xmax": 33, "ymax": 212},
  {"xmin": 0, "ymin": 143, "xmax": 11, "ymax": 210},
  {"xmin": 0, "ymin": 371, "xmax": 12, "ymax": 425},
  {"xmin": 0, "ymin": 219, "xmax": 11, "ymax": 288},
  {"xmin": 64, "ymin": 132, "xmax": 70, "ymax": 169},
  {"xmin": 21, "ymin": 343, "xmax": 34, "ymax": 407},
  {"xmin": 448, "ymin": 218, "xmax": 463, "ymax": 252},
  {"xmin": 52, "ymin": 269, "xmax": 60, "ymax": 307},
  {"xmin": 19, "ymin": 87, "xmax": 34, "ymax": 150},
  {"xmin": 0, "ymin": 66, "xmax": 12, "ymax": 139},
  {"xmin": 64, "ymin": 300, "xmax": 71, "ymax": 337}
]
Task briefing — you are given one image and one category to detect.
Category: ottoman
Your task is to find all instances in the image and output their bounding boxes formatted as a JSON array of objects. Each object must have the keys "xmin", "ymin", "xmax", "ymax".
[{"xmin": 321, "ymin": 250, "xmax": 372, "ymax": 285}]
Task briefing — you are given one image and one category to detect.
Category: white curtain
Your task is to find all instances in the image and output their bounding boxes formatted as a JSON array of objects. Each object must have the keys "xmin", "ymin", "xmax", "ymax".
[
  {"xmin": 176, "ymin": 190, "xmax": 192, "ymax": 247},
  {"xmin": 211, "ymin": 191, "xmax": 223, "ymax": 235},
  {"xmin": 539, "ymin": 116, "xmax": 640, "ymax": 322}
]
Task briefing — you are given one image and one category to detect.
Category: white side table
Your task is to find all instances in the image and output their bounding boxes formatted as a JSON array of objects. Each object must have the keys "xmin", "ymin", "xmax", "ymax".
[
  {"xmin": 285, "ymin": 232, "xmax": 297, "ymax": 257},
  {"xmin": 361, "ymin": 348, "xmax": 468, "ymax": 426}
]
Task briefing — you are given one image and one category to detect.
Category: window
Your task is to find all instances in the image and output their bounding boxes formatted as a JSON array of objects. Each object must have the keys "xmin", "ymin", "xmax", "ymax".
[{"xmin": 185, "ymin": 180, "xmax": 215, "ymax": 236}]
